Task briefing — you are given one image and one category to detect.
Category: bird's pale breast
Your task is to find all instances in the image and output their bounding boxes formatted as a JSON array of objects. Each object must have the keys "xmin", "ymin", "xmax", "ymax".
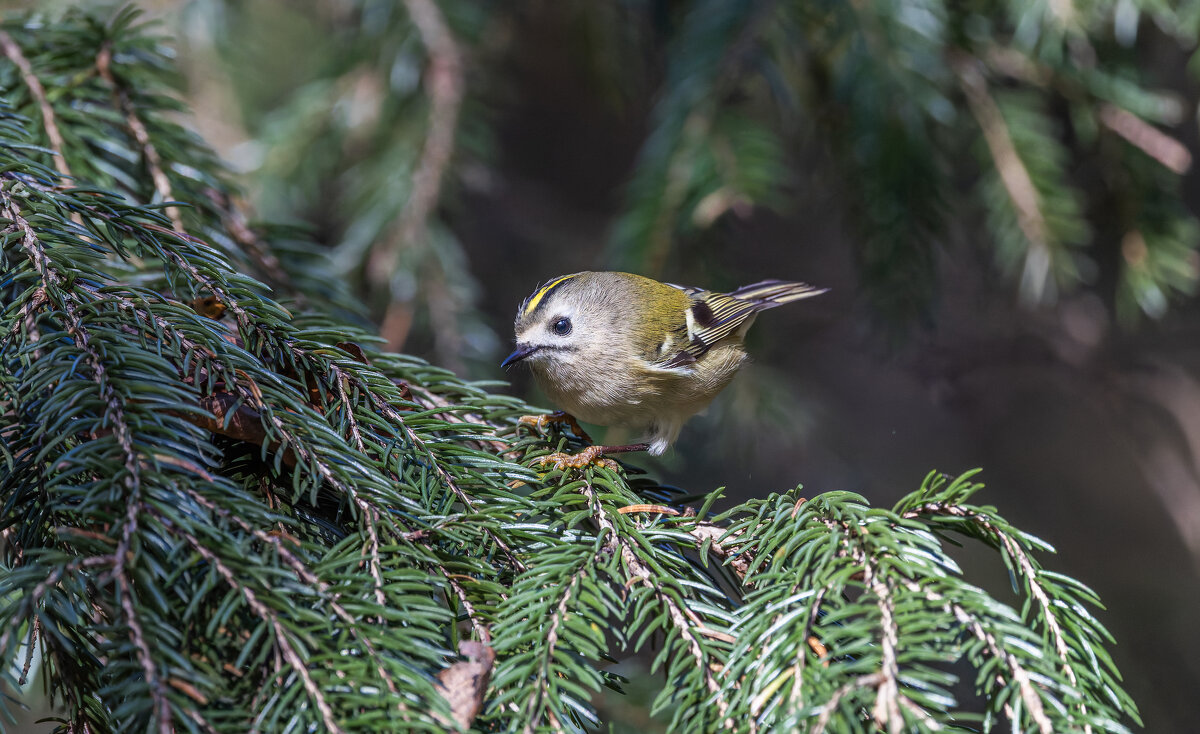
[{"xmin": 531, "ymin": 341, "xmax": 747, "ymax": 430}]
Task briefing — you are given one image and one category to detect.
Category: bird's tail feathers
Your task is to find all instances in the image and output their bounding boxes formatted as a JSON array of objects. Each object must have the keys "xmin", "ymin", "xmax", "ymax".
[{"xmin": 726, "ymin": 280, "xmax": 827, "ymax": 308}]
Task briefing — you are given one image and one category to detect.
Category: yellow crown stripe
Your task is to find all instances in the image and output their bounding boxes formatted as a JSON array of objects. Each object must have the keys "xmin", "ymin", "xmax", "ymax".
[{"xmin": 523, "ymin": 274, "xmax": 579, "ymax": 315}]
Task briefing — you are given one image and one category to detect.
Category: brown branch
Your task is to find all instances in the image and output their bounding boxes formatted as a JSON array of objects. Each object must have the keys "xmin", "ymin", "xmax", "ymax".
[
  {"xmin": 812, "ymin": 673, "xmax": 885, "ymax": 734},
  {"xmin": 179, "ymin": 393, "xmax": 297, "ymax": 468},
  {"xmin": 18, "ymin": 617, "xmax": 39, "ymax": 685},
  {"xmin": 398, "ymin": 0, "xmax": 463, "ymax": 249},
  {"xmin": 688, "ymin": 522, "xmax": 751, "ymax": 578},
  {"xmin": 0, "ymin": 31, "xmax": 72, "ymax": 181},
  {"xmin": 95, "ymin": 42, "xmax": 185, "ymax": 233},
  {"xmin": 445, "ymin": 574, "xmax": 492, "ymax": 645},
  {"xmin": 373, "ymin": 0, "xmax": 465, "ymax": 348},
  {"xmin": 1098, "ymin": 103, "xmax": 1191, "ymax": 174},
  {"xmin": 952, "ymin": 53, "xmax": 1052, "ymax": 302},
  {"xmin": 861, "ymin": 555, "xmax": 902, "ymax": 733}
]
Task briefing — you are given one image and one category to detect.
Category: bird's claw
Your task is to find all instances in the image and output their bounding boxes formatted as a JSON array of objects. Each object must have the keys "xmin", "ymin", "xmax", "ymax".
[
  {"xmin": 518, "ymin": 410, "xmax": 593, "ymax": 443},
  {"xmin": 535, "ymin": 445, "xmax": 619, "ymax": 471},
  {"xmin": 518, "ymin": 414, "xmax": 550, "ymax": 430}
]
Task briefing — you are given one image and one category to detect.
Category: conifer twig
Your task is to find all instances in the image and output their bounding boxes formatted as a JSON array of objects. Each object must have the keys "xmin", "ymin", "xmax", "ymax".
[
  {"xmin": 1098, "ymin": 103, "xmax": 1191, "ymax": 174},
  {"xmin": 861, "ymin": 552, "xmax": 902, "ymax": 733},
  {"xmin": 3, "ymin": 189, "xmax": 172, "ymax": 734},
  {"xmin": 205, "ymin": 188, "xmax": 303, "ymax": 304},
  {"xmin": 952, "ymin": 54, "xmax": 1051, "ymax": 301},
  {"xmin": 901, "ymin": 502, "xmax": 1078, "ymax": 732},
  {"xmin": 96, "ymin": 42, "xmax": 185, "ymax": 233},
  {"xmin": 0, "ymin": 31, "xmax": 72, "ymax": 181},
  {"xmin": 812, "ymin": 673, "xmax": 883, "ymax": 733},
  {"xmin": 181, "ymin": 488, "xmax": 411, "ymax": 708},
  {"xmin": 398, "ymin": 0, "xmax": 463, "ymax": 250},
  {"xmin": 445, "ymin": 574, "xmax": 492, "ymax": 643},
  {"xmin": 689, "ymin": 522, "xmax": 751, "ymax": 577},
  {"xmin": 521, "ymin": 570, "xmax": 580, "ymax": 731},
  {"xmin": 373, "ymin": 0, "xmax": 464, "ymax": 349},
  {"xmin": 580, "ymin": 481, "xmax": 734, "ymax": 726},
  {"xmin": 176, "ymin": 525, "xmax": 345, "ymax": 734}
]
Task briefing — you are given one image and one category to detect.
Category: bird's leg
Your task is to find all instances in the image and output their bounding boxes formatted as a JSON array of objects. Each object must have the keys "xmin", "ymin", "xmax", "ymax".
[
  {"xmin": 518, "ymin": 410, "xmax": 594, "ymax": 443},
  {"xmin": 536, "ymin": 443, "xmax": 651, "ymax": 471}
]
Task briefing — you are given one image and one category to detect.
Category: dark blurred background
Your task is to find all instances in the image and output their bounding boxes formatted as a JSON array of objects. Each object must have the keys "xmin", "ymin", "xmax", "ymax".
[{"xmin": 10, "ymin": 0, "xmax": 1200, "ymax": 729}]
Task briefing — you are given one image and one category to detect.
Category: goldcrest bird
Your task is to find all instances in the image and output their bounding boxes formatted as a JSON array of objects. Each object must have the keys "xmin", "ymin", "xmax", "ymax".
[{"xmin": 502, "ymin": 271, "xmax": 825, "ymax": 464}]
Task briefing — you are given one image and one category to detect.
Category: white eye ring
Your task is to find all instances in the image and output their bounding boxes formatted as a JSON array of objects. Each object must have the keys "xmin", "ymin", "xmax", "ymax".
[{"xmin": 551, "ymin": 317, "xmax": 572, "ymax": 336}]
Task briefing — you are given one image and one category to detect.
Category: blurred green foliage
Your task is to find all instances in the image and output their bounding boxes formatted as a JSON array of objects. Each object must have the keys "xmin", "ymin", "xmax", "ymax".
[{"xmin": 156, "ymin": 0, "xmax": 1200, "ymax": 361}]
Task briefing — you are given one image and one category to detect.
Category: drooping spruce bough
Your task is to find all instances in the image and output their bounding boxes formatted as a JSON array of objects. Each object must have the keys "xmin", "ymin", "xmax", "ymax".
[{"xmin": 0, "ymin": 8, "xmax": 1138, "ymax": 733}]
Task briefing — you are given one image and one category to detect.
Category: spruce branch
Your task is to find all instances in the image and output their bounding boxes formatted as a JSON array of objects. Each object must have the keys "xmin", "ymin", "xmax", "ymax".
[
  {"xmin": 356, "ymin": 0, "xmax": 468, "ymax": 358},
  {"xmin": 953, "ymin": 55, "xmax": 1053, "ymax": 303},
  {"xmin": 901, "ymin": 499, "xmax": 1095, "ymax": 731},
  {"xmin": 178, "ymin": 526, "xmax": 343, "ymax": 734},
  {"xmin": 581, "ymin": 479, "xmax": 726, "ymax": 710},
  {"xmin": 0, "ymin": 31, "xmax": 71, "ymax": 182},
  {"xmin": 95, "ymin": 39, "xmax": 183, "ymax": 233},
  {"xmin": 609, "ymin": 0, "xmax": 782, "ymax": 276},
  {"xmin": 370, "ymin": 0, "xmax": 464, "ymax": 277},
  {"xmin": 1097, "ymin": 103, "xmax": 1191, "ymax": 175},
  {"xmin": 0, "ymin": 7, "xmax": 1147, "ymax": 733},
  {"xmin": 2, "ymin": 187, "xmax": 173, "ymax": 733}
]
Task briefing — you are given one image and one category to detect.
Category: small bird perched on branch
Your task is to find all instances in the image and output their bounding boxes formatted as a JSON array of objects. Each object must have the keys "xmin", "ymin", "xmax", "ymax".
[{"xmin": 502, "ymin": 271, "xmax": 825, "ymax": 468}]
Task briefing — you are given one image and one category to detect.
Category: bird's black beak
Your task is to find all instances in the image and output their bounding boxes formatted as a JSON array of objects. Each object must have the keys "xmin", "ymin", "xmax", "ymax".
[{"xmin": 501, "ymin": 343, "xmax": 539, "ymax": 370}]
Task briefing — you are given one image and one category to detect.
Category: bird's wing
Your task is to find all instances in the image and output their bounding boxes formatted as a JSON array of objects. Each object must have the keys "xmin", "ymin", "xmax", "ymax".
[{"xmin": 656, "ymin": 280, "xmax": 826, "ymax": 366}]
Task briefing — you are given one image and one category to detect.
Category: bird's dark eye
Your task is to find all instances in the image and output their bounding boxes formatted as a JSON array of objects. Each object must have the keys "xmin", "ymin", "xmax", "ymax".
[{"xmin": 551, "ymin": 317, "xmax": 572, "ymax": 336}]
